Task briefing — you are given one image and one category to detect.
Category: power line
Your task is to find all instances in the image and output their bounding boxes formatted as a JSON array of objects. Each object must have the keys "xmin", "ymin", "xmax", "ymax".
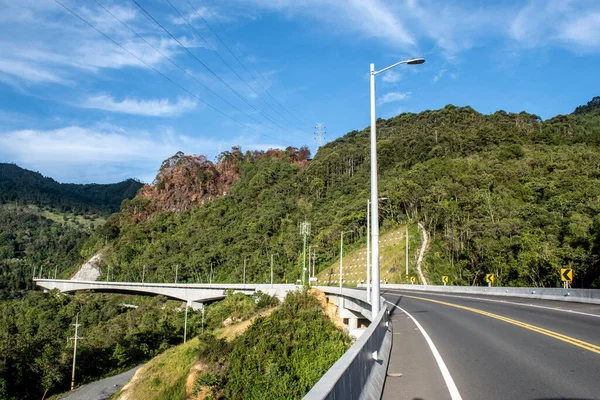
[
  {"xmin": 198, "ymin": 0, "xmax": 313, "ymax": 128},
  {"xmin": 54, "ymin": 0, "xmax": 280, "ymax": 142},
  {"xmin": 132, "ymin": 0, "xmax": 297, "ymax": 137},
  {"xmin": 92, "ymin": 0, "xmax": 293, "ymax": 140},
  {"xmin": 164, "ymin": 0, "xmax": 299, "ymax": 134},
  {"xmin": 183, "ymin": 0, "xmax": 308, "ymax": 132}
]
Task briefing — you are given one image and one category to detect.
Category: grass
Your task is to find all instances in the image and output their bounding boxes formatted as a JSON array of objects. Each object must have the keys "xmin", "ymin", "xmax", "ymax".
[
  {"xmin": 115, "ymin": 307, "xmax": 279, "ymax": 400},
  {"xmin": 316, "ymin": 223, "xmax": 424, "ymax": 285},
  {"xmin": 114, "ymin": 338, "xmax": 201, "ymax": 400},
  {"xmin": 2, "ymin": 203, "xmax": 106, "ymax": 229}
]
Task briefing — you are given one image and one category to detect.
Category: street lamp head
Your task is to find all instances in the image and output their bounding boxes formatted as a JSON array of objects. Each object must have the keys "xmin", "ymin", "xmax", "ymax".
[{"xmin": 407, "ymin": 58, "xmax": 425, "ymax": 65}]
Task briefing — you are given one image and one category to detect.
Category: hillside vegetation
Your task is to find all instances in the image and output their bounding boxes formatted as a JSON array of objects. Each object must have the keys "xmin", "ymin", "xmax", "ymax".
[
  {"xmin": 118, "ymin": 290, "xmax": 350, "ymax": 400},
  {"xmin": 0, "ymin": 165, "xmax": 143, "ymax": 298},
  {"xmin": 0, "ymin": 163, "xmax": 142, "ymax": 216},
  {"xmin": 84, "ymin": 97, "xmax": 600, "ymax": 288}
]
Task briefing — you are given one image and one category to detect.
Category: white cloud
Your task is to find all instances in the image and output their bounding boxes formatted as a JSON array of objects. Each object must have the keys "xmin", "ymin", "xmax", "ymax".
[
  {"xmin": 239, "ymin": 0, "xmax": 415, "ymax": 47},
  {"xmin": 431, "ymin": 69, "xmax": 446, "ymax": 84},
  {"xmin": 81, "ymin": 95, "xmax": 197, "ymax": 117},
  {"xmin": 510, "ymin": 0, "xmax": 600, "ymax": 51},
  {"xmin": 0, "ymin": 124, "xmax": 287, "ymax": 183},
  {"xmin": 378, "ymin": 91, "xmax": 411, "ymax": 106},
  {"xmin": 0, "ymin": 1, "xmax": 189, "ymax": 86},
  {"xmin": 382, "ymin": 70, "xmax": 402, "ymax": 84},
  {"xmin": 559, "ymin": 12, "xmax": 600, "ymax": 49}
]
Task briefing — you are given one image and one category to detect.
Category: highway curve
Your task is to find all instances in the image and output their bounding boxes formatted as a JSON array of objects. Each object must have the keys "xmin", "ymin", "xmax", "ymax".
[{"xmin": 382, "ymin": 289, "xmax": 600, "ymax": 400}]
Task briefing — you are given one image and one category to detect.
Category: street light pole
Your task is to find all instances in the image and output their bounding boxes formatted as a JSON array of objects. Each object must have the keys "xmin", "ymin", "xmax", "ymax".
[
  {"xmin": 370, "ymin": 62, "xmax": 379, "ymax": 314},
  {"xmin": 366, "ymin": 200, "xmax": 371, "ymax": 299},
  {"xmin": 370, "ymin": 58, "xmax": 425, "ymax": 317},
  {"xmin": 340, "ymin": 231, "xmax": 345, "ymax": 293},
  {"xmin": 339, "ymin": 230, "xmax": 353, "ymax": 293}
]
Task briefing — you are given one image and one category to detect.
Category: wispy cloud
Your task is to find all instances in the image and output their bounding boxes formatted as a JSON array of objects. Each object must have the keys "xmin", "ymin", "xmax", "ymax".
[
  {"xmin": 239, "ymin": 0, "xmax": 415, "ymax": 47},
  {"xmin": 378, "ymin": 91, "xmax": 411, "ymax": 106},
  {"xmin": 510, "ymin": 0, "xmax": 600, "ymax": 51},
  {"xmin": 0, "ymin": 1, "xmax": 190, "ymax": 86},
  {"xmin": 382, "ymin": 70, "xmax": 402, "ymax": 84},
  {"xmin": 431, "ymin": 69, "xmax": 446, "ymax": 84},
  {"xmin": 81, "ymin": 95, "xmax": 197, "ymax": 117}
]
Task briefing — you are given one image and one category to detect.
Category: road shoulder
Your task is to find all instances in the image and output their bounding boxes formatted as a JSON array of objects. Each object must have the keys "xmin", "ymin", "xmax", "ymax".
[{"xmin": 383, "ymin": 300, "xmax": 452, "ymax": 400}]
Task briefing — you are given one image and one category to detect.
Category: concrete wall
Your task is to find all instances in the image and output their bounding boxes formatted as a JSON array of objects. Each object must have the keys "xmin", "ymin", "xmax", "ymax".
[
  {"xmin": 371, "ymin": 284, "xmax": 600, "ymax": 305},
  {"xmin": 304, "ymin": 287, "xmax": 392, "ymax": 400}
]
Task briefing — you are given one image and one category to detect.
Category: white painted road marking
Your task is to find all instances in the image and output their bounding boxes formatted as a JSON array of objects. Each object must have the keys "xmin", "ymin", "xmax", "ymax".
[{"xmin": 387, "ymin": 301, "xmax": 463, "ymax": 400}]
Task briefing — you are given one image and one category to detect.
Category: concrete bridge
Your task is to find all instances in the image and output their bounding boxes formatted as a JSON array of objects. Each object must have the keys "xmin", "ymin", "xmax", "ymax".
[{"xmin": 34, "ymin": 279, "xmax": 297, "ymax": 309}]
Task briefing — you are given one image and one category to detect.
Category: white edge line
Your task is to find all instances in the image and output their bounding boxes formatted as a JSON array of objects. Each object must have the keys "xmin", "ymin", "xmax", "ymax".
[
  {"xmin": 387, "ymin": 300, "xmax": 463, "ymax": 400},
  {"xmin": 385, "ymin": 290, "xmax": 600, "ymax": 320}
]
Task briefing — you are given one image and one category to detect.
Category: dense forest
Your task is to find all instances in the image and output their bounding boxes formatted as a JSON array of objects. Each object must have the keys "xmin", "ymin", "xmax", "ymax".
[
  {"xmin": 0, "ymin": 163, "xmax": 143, "ymax": 216},
  {"xmin": 83, "ymin": 97, "xmax": 600, "ymax": 288}
]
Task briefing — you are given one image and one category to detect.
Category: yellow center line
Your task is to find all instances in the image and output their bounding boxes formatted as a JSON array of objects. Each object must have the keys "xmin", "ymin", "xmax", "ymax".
[{"xmin": 389, "ymin": 292, "xmax": 600, "ymax": 355}]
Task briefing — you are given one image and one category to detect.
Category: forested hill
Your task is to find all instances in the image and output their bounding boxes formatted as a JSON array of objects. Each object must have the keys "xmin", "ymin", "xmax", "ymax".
[
  {"xmin": 81, "ymin": 97, "xmax": 600, "ymax": 288},
  {"xmin": 0, "ymin": 163, "xmax": 143, "ymax": 215}
]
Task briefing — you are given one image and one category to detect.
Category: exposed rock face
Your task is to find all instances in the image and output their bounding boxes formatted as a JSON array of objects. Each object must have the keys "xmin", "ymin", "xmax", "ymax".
[
  {"xmin": 71, "ymin": 252, "xmax": 104, "ymax": 281},
  {"xmin": 129, "ymin": 146, "xmax": 310, "ymax": 217}
]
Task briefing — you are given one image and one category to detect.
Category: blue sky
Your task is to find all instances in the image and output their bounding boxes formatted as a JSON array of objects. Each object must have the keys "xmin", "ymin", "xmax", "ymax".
[{"xmin": 0, "ymin": 0, "xmax": 599, "ymax": 183}]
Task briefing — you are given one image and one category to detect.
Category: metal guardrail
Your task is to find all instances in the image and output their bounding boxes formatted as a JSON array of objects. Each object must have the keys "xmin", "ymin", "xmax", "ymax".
[
  {"xmin": 371, "ymin": 284, "xmax": 600, "ymax": 305},
  {"xmin": 304, "ymin": 287, "xmax": 392, "ymax": 400}
]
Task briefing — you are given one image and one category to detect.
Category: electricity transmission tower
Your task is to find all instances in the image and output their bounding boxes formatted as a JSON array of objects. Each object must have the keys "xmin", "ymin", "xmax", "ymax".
[{"xmin": 315, "ymin": 123, "xmax": 326, "ymax": 147}]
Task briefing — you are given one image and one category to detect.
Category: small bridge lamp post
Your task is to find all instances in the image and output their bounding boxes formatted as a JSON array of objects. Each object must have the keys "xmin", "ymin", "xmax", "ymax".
[{"xmin": 370, "ymin": 57, "xmax": 425, "ymax": 316}]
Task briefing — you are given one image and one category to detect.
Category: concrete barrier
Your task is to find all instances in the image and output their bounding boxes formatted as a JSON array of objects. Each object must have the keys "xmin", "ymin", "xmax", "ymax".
[
  {"xmin": 371, "ymin": 284, "xmax": 600, "ymax": 305},
  {"xmin": 304, "ymin": 287, "xmax": 392, "ymax": 400}
]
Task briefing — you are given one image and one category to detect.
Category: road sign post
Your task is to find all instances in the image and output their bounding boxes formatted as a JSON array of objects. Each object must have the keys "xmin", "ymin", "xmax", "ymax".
[
  {"xmin": 486, "ymin": 274, "xmax": 495, "ymax": 287},
  {"xmin": 442, "ymin": 276, "xmax": 449, "ymax": 286}
]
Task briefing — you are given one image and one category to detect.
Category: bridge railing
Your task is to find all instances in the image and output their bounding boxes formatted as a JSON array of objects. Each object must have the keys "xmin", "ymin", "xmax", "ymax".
[
  {"xmin": 304, "ymin": 287, "xmax": 392, "ymax": 400},
  {"xmin": 372, "ymin": 284, "xmax": 600, "ymax": 305}
]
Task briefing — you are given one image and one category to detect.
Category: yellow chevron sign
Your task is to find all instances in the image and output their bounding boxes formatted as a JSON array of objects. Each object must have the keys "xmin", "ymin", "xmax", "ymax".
[
  {"xmin": 561, "ymin": 268, "xmax": 573, "ymax": 282},
  {"xmin": 486, "ymin": 274, "xmax": 495, "ymax": 283},
  {"xmin": 442, "ymin": 276, "xmax": 449, "ymax": 284}
]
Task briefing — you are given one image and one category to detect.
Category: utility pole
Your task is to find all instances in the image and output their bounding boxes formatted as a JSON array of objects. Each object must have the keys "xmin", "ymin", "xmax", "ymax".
[
  {"xmin": 405, "ymin": 226, "xmax": 409, "ymax": 278},
  {"xmin": 315, "ymin": 122, "xmax": 326, "ymax": 147},
  {"xmin": 243, "ymin": 258, "xmax": 247, "ymax": 285},
  {"xmin": 142, "ymin": 265, "xmax": 146, "ymax": 283},
  {"xmin": 40, "ymin": 266, "xmax": 43, "ymax": 279},
  {"xmin": 270, "ymin": 254, "xmax": 274, "ymax": 287},
  {"xmin": 106, "ymin": 265, "xmax": 110, "ymax": 282},
  {"xmin": 33, "ymin": 266, "xmax": 36, "ymax": 280},
  {"xmin": 210, "ymin": 263, "xmax": 213, "ymax": 285},
  {"xmin": 300, "ymin": 221, "xmax": 311, "ymax": 286},
  {"xmin": 175, "ymin": 265, "xmax": 178, "ymax": 284},
  {"xmin": 308, "ymin": 245, "xmax": 312, "ymax": 281},
  {"xmin": 69, "ymin": 313, "xmax": 84, "ymax": 391},
  {"xmin": 183, "ymin": 303, "xmax": 189, "ymax": 343},
  {"xmin": 313, "ymin": 249, "xmax": 316, "ymax": 278}
]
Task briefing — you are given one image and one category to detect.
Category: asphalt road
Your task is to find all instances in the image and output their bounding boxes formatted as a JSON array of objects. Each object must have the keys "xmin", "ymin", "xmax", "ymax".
[
  {"xmin": 58, "ymin": 365, "xmax": 141, "ymax": 400},
  {"xmin": 382, "ymin": 289, "xmax": 600, "ymax": 400}
]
